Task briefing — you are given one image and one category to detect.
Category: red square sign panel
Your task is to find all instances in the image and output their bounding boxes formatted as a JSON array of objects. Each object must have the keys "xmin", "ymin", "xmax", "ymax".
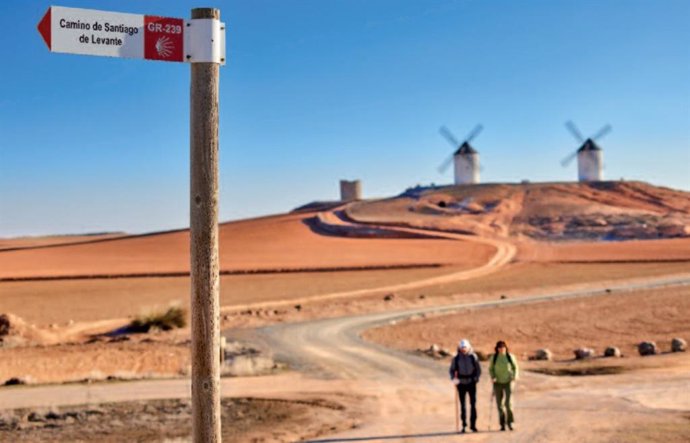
[{"xmin": 144, "ymin": 16, "xmax": 184, "ymax": 62}]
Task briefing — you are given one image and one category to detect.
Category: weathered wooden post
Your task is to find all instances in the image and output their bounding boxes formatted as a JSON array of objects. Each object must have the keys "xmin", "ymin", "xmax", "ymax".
[
  {"xmin": 37, "ymin": 5, "xmax": 226, "ymax": 441},
  {"xmin": 190, "ymin": 7, "xmax": 221, "ymax": 443}
]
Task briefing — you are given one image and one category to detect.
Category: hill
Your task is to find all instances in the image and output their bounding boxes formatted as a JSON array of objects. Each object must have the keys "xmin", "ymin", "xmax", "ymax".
[
  {"xmin": 346, "ymin": 181, "xmax": 690, "ymax": 241},
  {"xmin": 1, "ymin": 181, "xmax": 688, "ymax": 281},
  {"xmin": 0, "ymin": 212, "xmax": 492, "ymax": 280}
]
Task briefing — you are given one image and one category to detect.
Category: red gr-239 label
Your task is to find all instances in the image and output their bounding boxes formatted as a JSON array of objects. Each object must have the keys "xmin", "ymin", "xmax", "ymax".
[{"xmin": 144, "ymin": 16, "xmax": 184, "ymax": 62}]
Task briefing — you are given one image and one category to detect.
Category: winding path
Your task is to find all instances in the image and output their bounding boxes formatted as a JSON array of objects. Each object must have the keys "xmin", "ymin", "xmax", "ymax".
[
  {"xmin": 221, "ymin": 214, "xmax": 517, "ymax": 313},
  {"xmin": 258, "ymin": 274, "xmax": 690, "ymax": 442},
  {"xmin": 259, "ymin": 275, "xmax": 690, "ymax": 380},
  {"xmin": 3, "ymin": 274, "xmax": 689, "ymax": 443}
]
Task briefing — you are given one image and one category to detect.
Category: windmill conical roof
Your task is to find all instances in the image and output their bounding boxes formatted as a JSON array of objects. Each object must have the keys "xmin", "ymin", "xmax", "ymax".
[
  {"xmin": 454, "ymin": 141, "xmax": 478, "ymax": 155},
  {"xmin": 577, "ymin": 139, "xmax": 602, "ymax": 152}
]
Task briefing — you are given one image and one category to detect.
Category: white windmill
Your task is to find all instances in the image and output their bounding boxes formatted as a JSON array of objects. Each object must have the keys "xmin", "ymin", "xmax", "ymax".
[
  {"xmin": 438, "ymin": 124, "xmax": 483, "ymax": 185},
  {"xmin": 561, "ymin": 121, "xmax": 612, "ymax": 182}
]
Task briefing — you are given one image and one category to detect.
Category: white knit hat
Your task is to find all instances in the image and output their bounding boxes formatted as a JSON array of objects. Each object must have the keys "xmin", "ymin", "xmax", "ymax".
[{"xmin": 458, "ymin": 339, "xmax": 471, "ymax": 349}]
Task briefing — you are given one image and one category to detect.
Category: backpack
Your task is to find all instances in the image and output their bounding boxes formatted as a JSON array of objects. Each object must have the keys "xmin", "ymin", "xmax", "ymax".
[
  {"xmin": 453, "ymin": 353, "xmax": 479, "ymax": 378},
  {"xmin": 492, "ymin": 352, "xmax": 516, "ymax": 373}
]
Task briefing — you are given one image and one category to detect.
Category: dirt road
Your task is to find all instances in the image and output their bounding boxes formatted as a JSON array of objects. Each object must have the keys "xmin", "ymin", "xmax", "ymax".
[
  {"xmin": 220, "ymin": 221, "xmax": 517, "ymax": 313},
  {"xmin": 256, "ymin": 275, "xmax": 690, "ymax": 442},
  {"xmin": 3, "ymin": 275, "xmax": 689, "ymax": 442}
]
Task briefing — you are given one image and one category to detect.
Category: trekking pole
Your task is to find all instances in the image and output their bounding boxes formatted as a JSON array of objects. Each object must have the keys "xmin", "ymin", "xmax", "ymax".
[
  {"xmin": 511, "ymin": 380, "xmax": 517, "ymax": 429},
  {"xmin": 488, "ymin": 384, "xmax": 495, "ymax": 431},
  {"xmin": 454, "ymin": 387, "xmax": 459, "ymax": 432}
]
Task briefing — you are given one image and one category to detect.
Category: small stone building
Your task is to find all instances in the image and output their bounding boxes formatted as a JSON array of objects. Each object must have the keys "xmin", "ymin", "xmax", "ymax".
[{"xmin": 340, "ymin": 180, "xmax": 362, "ymax": 201}]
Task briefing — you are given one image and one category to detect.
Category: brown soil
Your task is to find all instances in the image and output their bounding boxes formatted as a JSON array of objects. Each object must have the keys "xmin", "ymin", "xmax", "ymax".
[
  {"xmin": 0, "ymin": 396, "xmax": 353, "ymax": 442},
  {"xmin": 0, "ymin": 266, "xmax": 454, "ymax": 326},
  {"xmin": 1, "ymin": 183, "xmax": 689, "ymax": 442},
  {"xmin": 0, "ymin": 212, "xmax": 492, "ymax": 279},
  {"xmin": 392, "ymin": 261, "xmax": 690, "ymax": 299},
  {"xmin": 517, "ymin": 237, "xmax": 690, "ymax": 262},
  {"xmin": 364, "ymin": 285, "xmax": 690, "ymax": 360},
  {"xmin": 347, "ymin": 181, "xmax": 690, "ymax": 240},
  {"xmin": 2, "ymin": 262, "xmax": 686, "ymax": 330},
  {"xmin": 0, "ymin": 233, "xmax": 125, "ymax": 251},
  {"xmin": 4, "ymin": 267, "xmax": 688, "ymax": 386}
]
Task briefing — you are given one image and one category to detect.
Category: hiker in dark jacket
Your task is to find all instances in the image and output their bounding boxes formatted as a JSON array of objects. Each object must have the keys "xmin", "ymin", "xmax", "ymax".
[
  {"xmin": 488, "ymin": 340, "xmax": 519, "ymax": 431},
  {"xmin": 449, "ymin": 338, "xmax": 482, "ymax": 433}
]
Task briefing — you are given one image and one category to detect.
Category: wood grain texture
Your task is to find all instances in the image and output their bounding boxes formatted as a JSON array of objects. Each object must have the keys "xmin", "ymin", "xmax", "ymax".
[{"xmin": 190, "ymin": 7, "xmax": 221, "ymax": 443}]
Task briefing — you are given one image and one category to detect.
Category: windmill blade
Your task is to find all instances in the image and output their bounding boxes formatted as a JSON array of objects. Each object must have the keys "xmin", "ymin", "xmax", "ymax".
[
  {"xmin": 464, "ymin": 124, "xmax": 483, "ymax": 143},
  {"xmin": 439, "ymin": 126, "xmax": 460, "ymax": 147},
  {"xmin": 592, "ymin": 124, "xmax": 612, "ymax": 141},
  {"xmin": 437, "ymin": 154, "xmax": 454, "ymax": 174},
  {"xmin": 560, "ymin": 150, "xmax": 578, "ymax": 167},
  {"xmin": 565, "ymin": 121, "xmax": 585, "ymax": 143}
]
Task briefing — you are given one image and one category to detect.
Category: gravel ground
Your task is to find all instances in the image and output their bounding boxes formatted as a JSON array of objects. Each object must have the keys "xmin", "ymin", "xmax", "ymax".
[{"xmin": 0, "ymin": 397, "xmax": 351, "ymax": 442}]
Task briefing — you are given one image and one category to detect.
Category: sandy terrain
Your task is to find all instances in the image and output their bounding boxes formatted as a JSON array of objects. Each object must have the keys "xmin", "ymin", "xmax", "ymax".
[
  {"xmin": 0, "ymin": 233, "xmax": 126, "ymax": 252},
  {"xmin": 0, "ymin": 212, "xmax": 493, "ymax": 279},
  {"xmin": 1, "ymin": 181, "xmax": 689, "ymax": 441},
  {"xmin": 390, "ymin": 261, "xmax": 690, "ymax": 299},
  {"xmin": 256, "ymin": 283, "xmax": 690, "ymax": 442},
  {"xmin": 516, "ymin": 237, "xmax": 690, "ymax": 262},
  {"xmin": 3, "ymin": 253, "xmax": 687, "ymax": 329},
  {"xmin": 5, "ymin": 281, "xmax": 689, "ymax": 443},
  {"xmin": 0, "ymin": 267, "xmax": 453, "ymax": 326},
  {"xmin": 364, "ymin": 285, "xmax": 690, "ymax": 360},
  {"xmin": 0, "ymin": 278, "xmax": 688, "ymax": 442},
  {"xmin": 2, "ymin": 269, "xmax": 687, "ymax": 386}
]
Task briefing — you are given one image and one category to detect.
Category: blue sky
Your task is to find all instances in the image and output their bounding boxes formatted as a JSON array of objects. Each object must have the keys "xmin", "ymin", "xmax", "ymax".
[{"xmin": 1, "ymin": 0, "xmax": 688, "ymax": 237}]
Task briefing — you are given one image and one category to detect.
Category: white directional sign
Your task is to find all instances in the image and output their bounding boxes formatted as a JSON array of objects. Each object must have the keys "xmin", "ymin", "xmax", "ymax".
[{"xmin": 37, "ymin": 6, "xmax": 225, "ymax": 64}]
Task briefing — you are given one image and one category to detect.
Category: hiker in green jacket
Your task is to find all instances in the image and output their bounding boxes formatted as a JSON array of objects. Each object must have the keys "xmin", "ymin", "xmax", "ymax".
[{"xmin": 488, "ymin": 340, "xmax": 519, "ymax": 431}]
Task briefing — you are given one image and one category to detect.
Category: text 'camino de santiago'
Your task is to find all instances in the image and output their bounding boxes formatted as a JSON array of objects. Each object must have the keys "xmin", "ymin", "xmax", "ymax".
[{"xmin": 60, "ymin": 19, "xmax": 138, "ymax": 46}]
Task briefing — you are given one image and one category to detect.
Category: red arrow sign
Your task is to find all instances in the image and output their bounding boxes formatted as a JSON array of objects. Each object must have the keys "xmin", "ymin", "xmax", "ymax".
[{"xmin": 37, "ymin": 7, "xmax": 51, "ymax": 50}]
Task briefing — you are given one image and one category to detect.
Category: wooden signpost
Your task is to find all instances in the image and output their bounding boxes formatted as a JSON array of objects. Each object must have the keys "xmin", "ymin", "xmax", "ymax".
[{"xmin": 38, "ymin": 6, "xmax": 226, "ymax": 442}]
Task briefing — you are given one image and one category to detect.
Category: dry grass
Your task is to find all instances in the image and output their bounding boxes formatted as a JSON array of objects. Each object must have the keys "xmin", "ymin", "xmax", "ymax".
[
  {"xmin": 129, "ymin": 305, "xmax": 186, "ymax": 332},
  {"xmin": 0, "ymin": 340, "xmax": 190, "ymax": 384}
]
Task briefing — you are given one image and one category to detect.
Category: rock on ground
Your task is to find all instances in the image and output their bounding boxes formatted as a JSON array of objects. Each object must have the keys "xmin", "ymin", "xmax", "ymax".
[
  {"xmin": 638, "ymin": 341, "xmax": 658, "ymax": 356},
  {"xmin": 0, "ymin": 314, "xmax": 10, "ymax": 336},
  {"xmin": 418, "ymin": 344, "xmax": 451, "ymax": 360},
  {"xmin": 222, "ymin": 342, "xmax": 278, "ymax": 377},
  {"xmin": 574, "ymin": 348, "xmax": 595, "ymax": 359},
  {"xmin": 604, "ymin": 346, "xmax": 621, "ymax": 358},
  {"xmin": 671, "ymin": 338, "xmax": 687, "ymax": 352},
  {"xmin": 532, "ymin": 349, "xmax": 552, "ymax": 361}
]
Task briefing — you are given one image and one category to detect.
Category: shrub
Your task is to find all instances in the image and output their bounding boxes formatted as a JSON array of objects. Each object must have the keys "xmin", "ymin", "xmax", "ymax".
[{"xmin": 129, "ymin": 305, "xmax": 187, "ymax": 333}]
